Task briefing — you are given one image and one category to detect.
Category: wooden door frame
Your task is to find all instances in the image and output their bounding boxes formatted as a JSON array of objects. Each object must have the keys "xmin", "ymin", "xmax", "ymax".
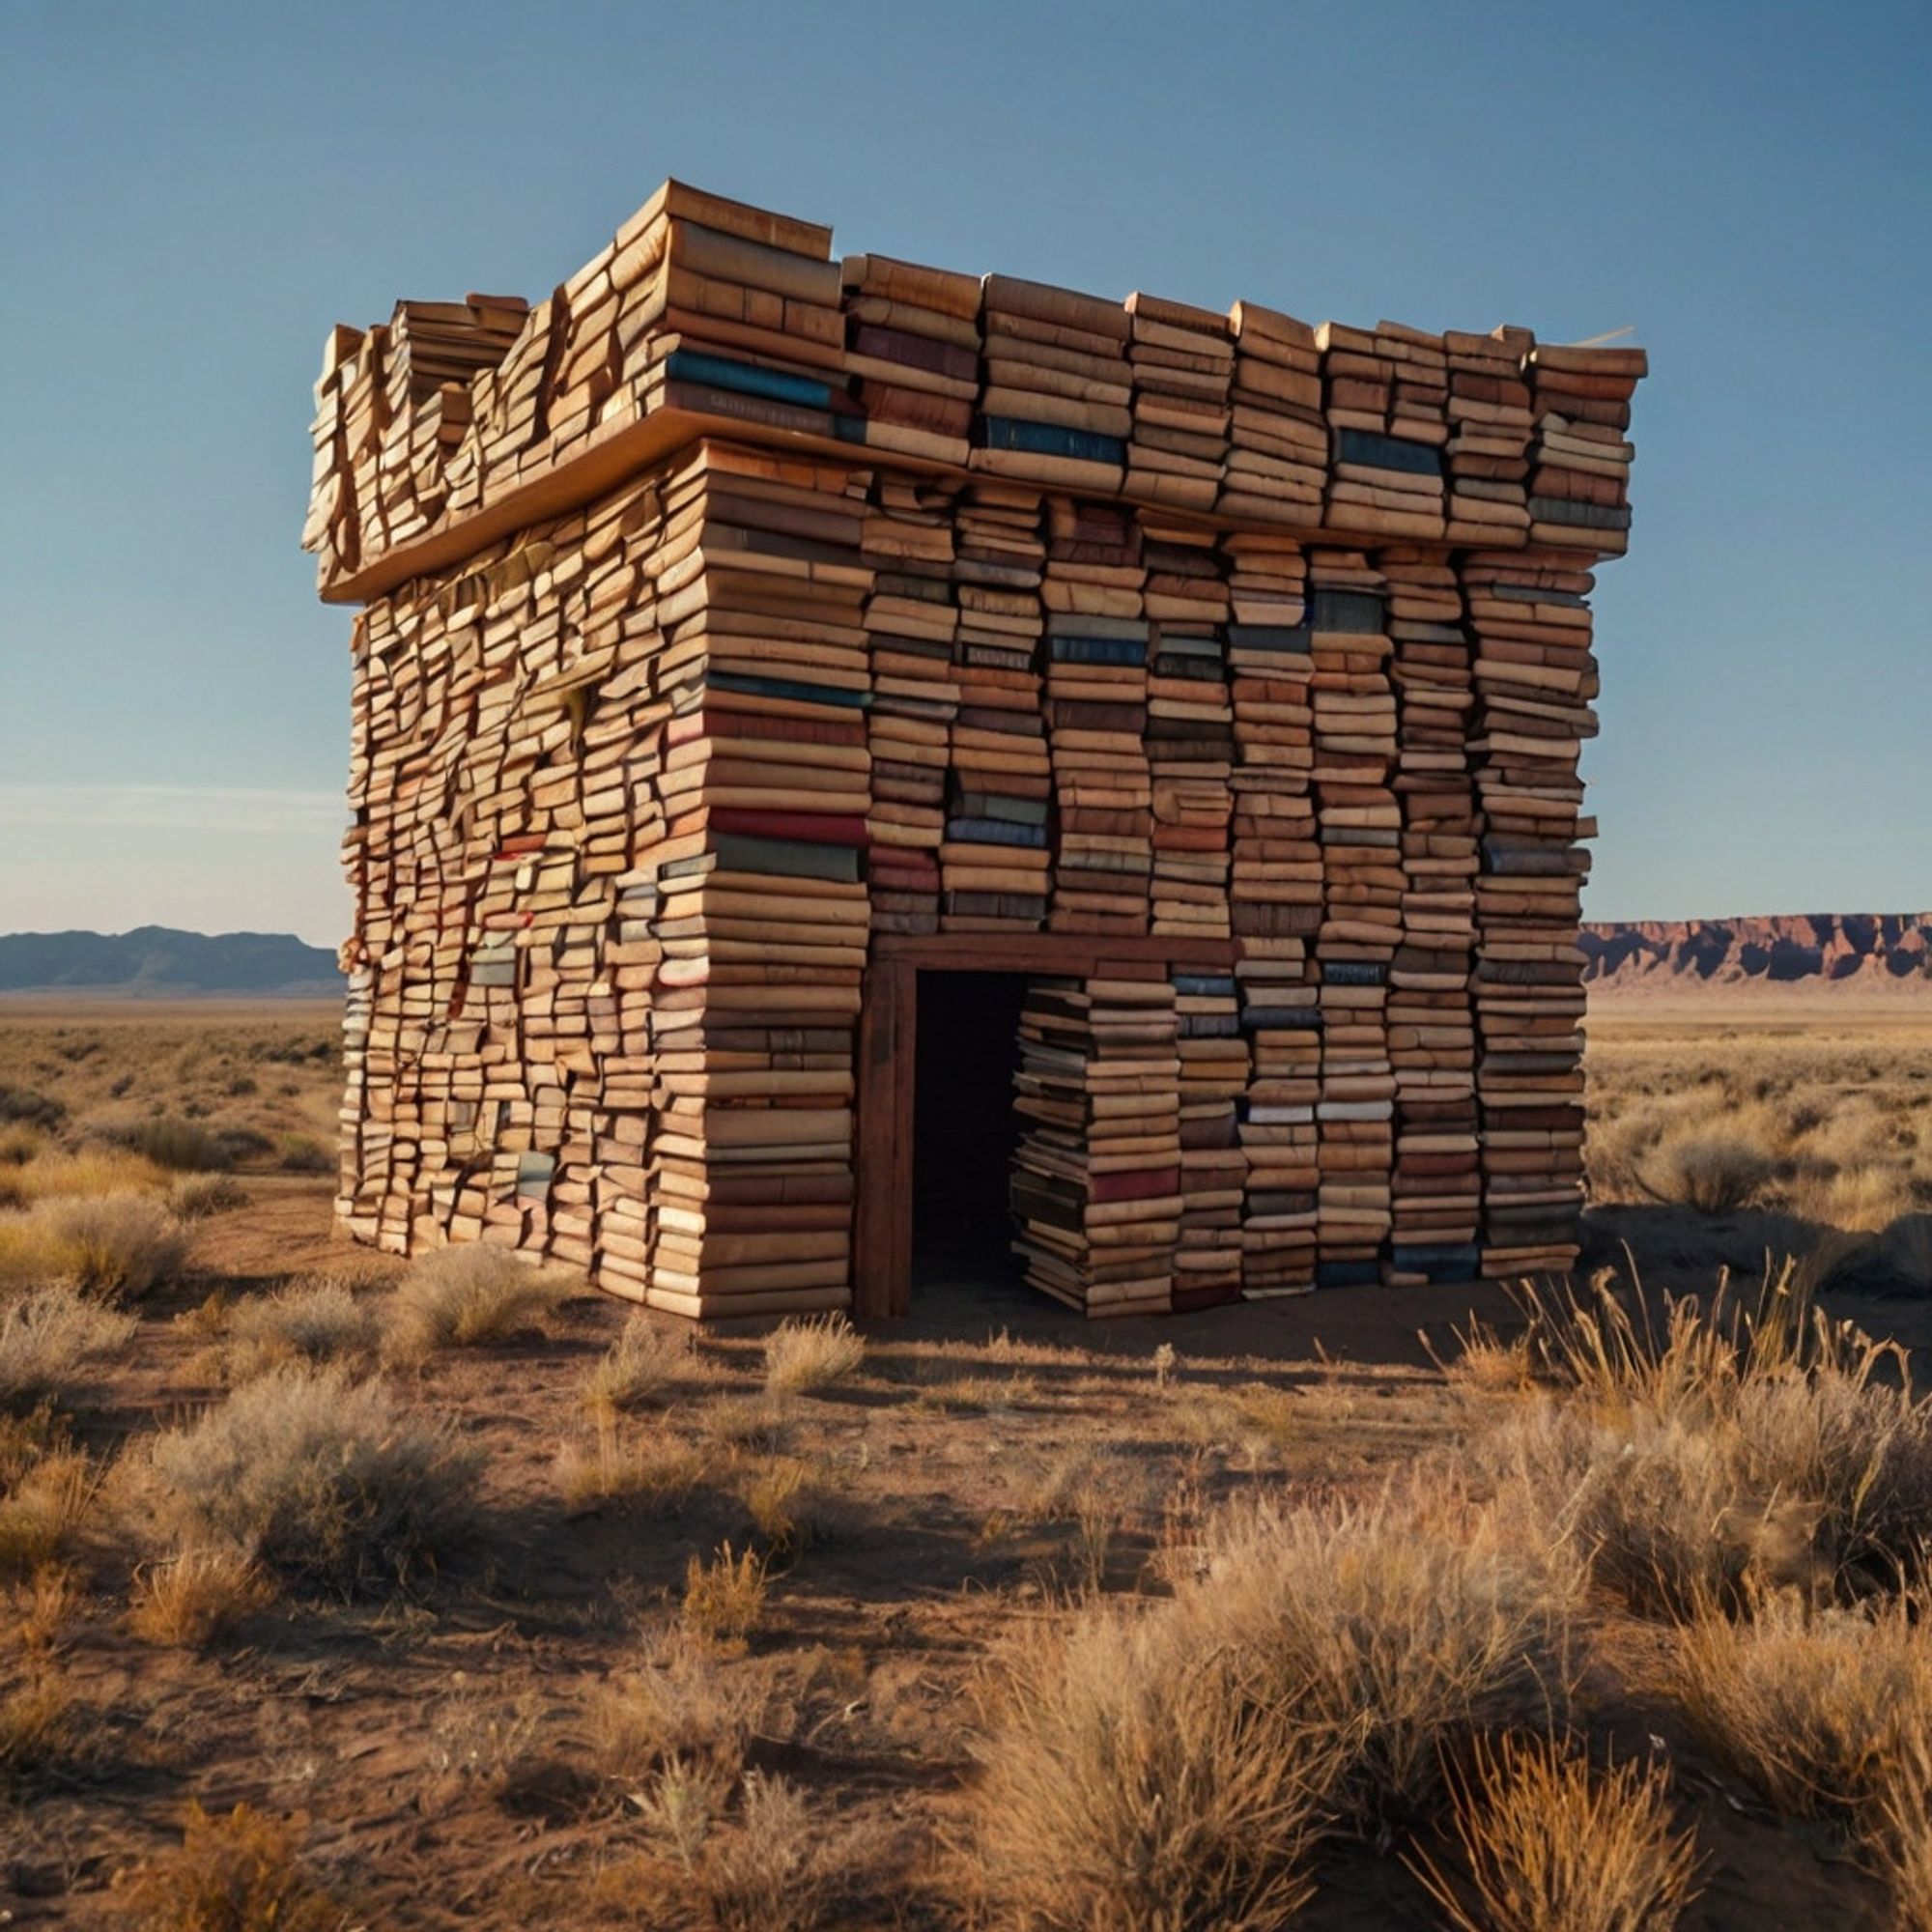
[{"xmin": 849, "ymin": 934, "xmax": 1238, "ymax": 1321}]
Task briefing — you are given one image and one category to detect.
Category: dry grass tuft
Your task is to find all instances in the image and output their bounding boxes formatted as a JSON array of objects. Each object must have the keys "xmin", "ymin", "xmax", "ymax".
[
  {"xmin": 684, "ymin": 1542, "xmax": 769, "ymax": 1649},
  {"xmin": 0, "ymin": 1667, "xmax": 79, "ymax": 1786},
  {"xmin": 761, "ymin": 1314, "xmax": 864, "ymax": 1396},
  {"xmin": 1410, "ymin": 1733, "xmax": 1701, "ymax": 1932},
  {"xmin": 222, "ymin": 1278, "xmax": 379, "ymax": 1381},
  {"xmin": 743, "ymin": 1455, "xmax": 838, "ymax": 1555},
  {"xmin": 581, "ymin": 1313, "xmax": 693, "ymax": 1422},
  {"xmin": 163, "ymin": 1173, "xmax": 251, "ymax": 1222},
  {"xmin": 0, "ymin": 1147, "xmax": 166, "ymax": 1212},
  {"xmin": 382, "ymin": 1244, "xmax": 573, "ymax": 1362},
  {"xmin": 587, "ymin": 1631, "xmax": 774, "ymax": 1789},
  {"xmin": 0, "ymin": 1447, "xmax": 98, "ymax": 1579},
  {"xmin": 701, "ymin": 1772, "xmax": 834, "ymax": 1932},
  {"xmin": 0, "ymin": 1123, "xmax": 43, "ymax": 1166},
  {"xmin": 1640, "ymin": 1130, "xmax": 1776, "ymax": 1213},
  {"xmin": 973, "ymin": 1478, "xmax": 1571, "ymax": 1928},
  {"xmin": 555, "ymin": 1425, "xmax": 704, "ymax": 1515},
  {"xmin": 128, "ymin": 1545, "xmax": 274, "ymax": 1648},
  {"xmin": 1486, "ymin": 1264, "xmax": 1932, "ymax": 1614},
  {"xmin": 0, "ymin": 1285, "xmax": 135, "ymax": 1409},
  {"xmin": 99, "ymin": 1115, "xmax": 229, "ymax": 1174},
  {"xmin": 1671, "ymin": 1591, "xmax": 1932, "ymax": 1821},
  {"xmin": 114, "ymin": 1800, "xmax": 342, "ymax": 1931},
  {"xmin": 0, "ymin": 1191, "xmax": 189, "ymax": 1300},
  {"xmin": 151, "ymin": 1366, "xmax": 479, "ymax": 1592}
]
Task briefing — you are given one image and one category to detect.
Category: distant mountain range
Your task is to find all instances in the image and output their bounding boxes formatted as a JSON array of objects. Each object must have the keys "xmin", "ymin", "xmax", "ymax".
[
  {"xmin": 0, "ymin": 928, "xmax": 340, "ymax": 998},
  {"xmin": 3, "ymin": 919, "xmax": 1924, "ymax": 1000},
  {"xmin": 1582, "ymin": 914, "xmax": 1932, "ymax": 990}
]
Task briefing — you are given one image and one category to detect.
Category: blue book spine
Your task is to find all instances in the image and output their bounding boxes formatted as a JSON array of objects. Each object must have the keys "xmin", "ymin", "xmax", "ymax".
[
  {"xmin": 664, "ymin": 350, "xmax": 834, "ymax": 411},
  {"xmin": 704, "ymin": 670, "xmax": 871, "ymax": 710},
  {"xmin": 979, "ymin": 415, "xmax": 1127, "ymax": 466},
  {"xmin": 1047, "ymin": 636, "xmax": 1148, "ymax": 667},
  {"xmin": 944, "ymin": 817, "xmax": 1049, "ymax": 850}
]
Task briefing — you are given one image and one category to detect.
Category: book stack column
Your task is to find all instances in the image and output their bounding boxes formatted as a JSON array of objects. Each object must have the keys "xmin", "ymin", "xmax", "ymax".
[
  {"xmin": 1526, "ymin": 347, "xmax": 1643, "ymax": 557},
  {"xmin": 1173, "ymin": 969, "xmax": 1247, "ymax": 1309},
  {"xmin": 1224, "ymin": 533, "xmax": 1320, "ymax": 1294},
  {"xmin": 861, "ymin": 479, "xmax": 957, "ymax": 934},
  {"xmin": 1221, "ymin": 303, "xmax": 1325, "ymax": 524},
  {"xmin": 639, "ymin": 451, "xmax": 872, "ymax": 1317},
  {"xmin": 975, "ymin": 278, "xmax": 1130, "ymax": 493},
  {"xmin": 1465, "ymin": 549, "xmax": 1600, "ymax": 1279},
  {"xmin": 1310, "ymin": 552, "xmax": 1397, "ymax": 1285},
  {"xmin": 840, "ymin": 252, "xmax": 981, "ymax": 468},
  {"xmin": 1384, "ymin": 550, "xmax": 1481, "ymax": 1285},
  {"xmin": 1319, "ymin": 324, "xmax": 1448, "ymax": 542},
  {"xmin": 944, "ymin": 490, "xmax": 1051, "ymax": 931},
  {"xmin": 1443, "ymin": 328, "xmax": 1533, "ymax": 546},
  {"xmin": 1010, "ymin": 978, "xmax": 1182, "ymax": 1316},
  {"xmin": 1123, "ymin": 293, "xmax": 1232, "ymax": 513}
]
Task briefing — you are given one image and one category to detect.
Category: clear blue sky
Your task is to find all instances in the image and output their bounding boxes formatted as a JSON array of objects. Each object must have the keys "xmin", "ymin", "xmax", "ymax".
[{"xmin": 2, "ymin": 0, "xmax": 1926, "ymax": 947}]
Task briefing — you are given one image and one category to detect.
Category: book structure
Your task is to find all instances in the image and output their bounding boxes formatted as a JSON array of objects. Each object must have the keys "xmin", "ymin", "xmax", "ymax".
[{"xmin": 304, "ymin": 182, "xmax": 1644, "ymax": 1321}]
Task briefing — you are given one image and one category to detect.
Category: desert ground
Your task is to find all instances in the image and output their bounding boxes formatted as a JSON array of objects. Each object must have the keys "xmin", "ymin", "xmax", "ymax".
[{"xmin": 0, "ymin": 992, "xmax": 1927, "ymax": 1928}]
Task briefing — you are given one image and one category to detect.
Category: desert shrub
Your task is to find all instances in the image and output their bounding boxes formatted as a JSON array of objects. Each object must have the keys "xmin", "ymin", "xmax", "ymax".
[
  {"xmin": 555, "ymin": 1426, "xmax": 704, "ymax": 1514},
  {"xmin": 1873, "ymin": 1733, "xmax": 1932, "ymax": 1932},
  {"xmin": 0, "ymin": 1087, "xmax": 64, "ymax": 1133},
  {"xmin": 975, "ymin": 1600, "xmax": 1343, "ymax": 1932},
  {"xmin": 0, "ymin": 1192, "xmax": 189, "ymax": 1300},
  {"xmin": 276, "ymin": 1134, "xmax": 334, "ymax": 1176},
  {"xmin": 0, "ymin": 1147, "xmax": 166, "ymax": 1209},
  {"xmin": 114, "ymin": 1801, "xmax": 342, "ymax": 1931},
  {"xmin": 701, "ymin": 1773, "xmax": 833, "ymax": 1932},
  {"xmin": 0, "ymin": 1286, "xmax": 135, "ymax": 1409},
  {"xmin": 223, "ymin": 1279, "xmax": 378, "ymax": 1382},
  {"xmin": 684, "ymin": 1543, "xmax": 768, "ymax": 1648},
  {"xmin": 761, "ymin": 1314, "xmax": 864, "ymax": 1396},
  {"xmin": 0, "ymin": 1124, "xmax": 43, "ymax": 1167},
  {"xmin": 588, "ymin": 1634, "xmax": 775, "ymax": 1788},
  {"xmin": 0, "ymin": 1448, "xmax": 97, "ymax": 1578},
  {"xmin": 1489, "ymin": 1265, "xmax": 1932, "ymax": 1613},
  {"xmin": 1410, "ymin": 1733, "xmax": 1700, "ymax": 1932},
  {"xmin": 743, "ymin": 1455, "xmax": 838, "ymax": 1555},
  {"xmin": 1670, "ymin": 1592, "xmax": 1932, "ymax": 1822},
  {"xmin": 582, "ymin": 1313, "xmax": 693, "ymax": 1421},
  {"xmin": 128, "ymin": 1546, "xmax": 274, "ymax": 1648},
  {"xmin": 700, "ymin": 1393, "xmax": 793, "ymax": 1455},
  {"xmin": 1641, "ymin": 1130, "xmax": 1776, "ymax": 1213},
  {"xmin": 383, "ymin": 1245, "xmax": 572, "ymax": 1362},
  {"xmin": 100, "ymin": 1115, "xmax": 227, "ymax": 1174},
  {"xmin": 150, "ymin": 1366, "xmax": 478, "ymax": 1592},
  {"xmin": 164, "ymin": 1174, "xmax": 250, "ymax": 1222},
  {"xmin": 0, "ymin": 1668, "xmax": 78, "ymax": 1786},
  {"xmin": 974, "ymin": 1479, "xmax": 1569, "ymax": 1929}
]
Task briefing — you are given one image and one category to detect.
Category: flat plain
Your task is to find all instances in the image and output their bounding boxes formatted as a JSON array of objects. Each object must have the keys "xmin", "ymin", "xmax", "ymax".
[{"xmin": 0, "ymin": 990, "xmax": 1926, "ymax": 1929}]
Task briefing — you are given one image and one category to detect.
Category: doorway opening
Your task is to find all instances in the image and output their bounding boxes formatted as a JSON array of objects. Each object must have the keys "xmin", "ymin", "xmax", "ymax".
[{"xmin": 912, "ymin": 971, "xmax": 1030, "ymax": 1291}]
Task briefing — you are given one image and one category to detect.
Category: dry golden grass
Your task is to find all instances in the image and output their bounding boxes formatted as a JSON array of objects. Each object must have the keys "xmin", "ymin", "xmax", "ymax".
[
  {"xmin": 683, "ymin": 1543, "xmax": 769, "ymax": 1648},
  {"xmin": 113, "ymin": 1800, "xmax": 343, "ymax": 1931},
  {"xmin": 151, "ymin": 1366, "xmax": 479, "ymax": 1592},
  {"xmin": 973, "ymin": 1475, "xmax": 1573, "ymax": 1929},
  {"xmin": 742, "ymin": 1454, "xmax": 837, "ymax": 1555},
  {"xmin": 761, "ymin": 1313, "xmax": 865, "ymax": 1396},
  {"xmin": 1586, "ymin": 1013, "xmax": 1932, "ymax": 1290},
  {"xmin": 1410, "ymin": 1733, "xmax": 1701, "ymax": 1932},
  {"xmin": 586, "ymin": 1632, "xmax": 775, "ymax": 1789},
  {"xmin": 221, "ymin": 1277, "xmax": 379, "ymax": 1381},
  {"xmin": 0, "ymin": 1191, "xmax": 189, "ymax": 1299},
  {"xmin": 128, "ymin": 1545, "xmax": 275, "ymax": 1648},
  {"xmin": 1481, "ymin": 1264, "xmax": 1932, "ymax": 1615},
  {"xmin": 554, "ymin": 1424, "xmax": 705, "ymax": 1514},
  {"xmin": 0, "ymin": 1446, "xmax": 98, "ymax": 1579},
  {"xmin": 382, "ymin": 1244, "xmax": 574, "ymax": 1362},
  {"xmin": 699, "ymin": 1772, "xmax": 834, "ymax": 1932},
  {"xmin": 163, "ymin": 1173, "xmax": 251, "ymax": 1222},
  {"xmin": 580, "ymin": 1311, "xmax": 695, "ymax": 1421},
  {"xmin": 0, "ymin": 1146, "xmax": 167, "ymax": 1211},
  {"xmin": 0, "ymin": 1284, "xmax": 135, "ymax": 1408},
  {"xmin": 0, "ymin": 1666, "xmax": 79, "ymax": 1787}
]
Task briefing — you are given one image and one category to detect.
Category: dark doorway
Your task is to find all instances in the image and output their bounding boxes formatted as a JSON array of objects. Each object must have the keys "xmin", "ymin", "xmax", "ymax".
[{"xmin": 912, "ymin": 972, "xmax": 1030, "ymax": 1289}]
